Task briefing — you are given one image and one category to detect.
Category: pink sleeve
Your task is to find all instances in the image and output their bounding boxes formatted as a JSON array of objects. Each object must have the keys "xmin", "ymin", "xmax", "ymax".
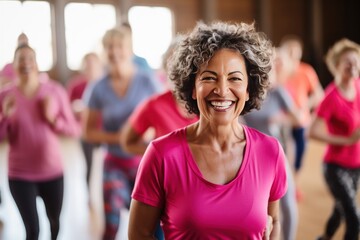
[
  {"xmin": 129, "ymin": 99, "xmax": 152, "ymax": 135},
  {"xmin": 132, "ymin": 142, "xmax": 164, "ymax": 208},
  {"xmin": 315, "ymin": 93, "xmax": 332, "ymax": 120},
  {"xmin": 269, "ymin": 141, "xmax": 288, "ymax": 201},
  {"xmin": 52, "ymin": 83, "xmax": 81, "ymax": 137},
  {"xmin": 0, "ymin": 63, "xmax": 16, "ymax": 80}
]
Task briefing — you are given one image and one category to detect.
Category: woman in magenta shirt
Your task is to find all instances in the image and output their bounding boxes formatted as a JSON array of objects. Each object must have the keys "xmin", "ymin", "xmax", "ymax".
[
  {"xmin": 128, "ymin": 22, "xmax": 288, "ymax": 240},
  {"xmin": 0, "ymin": 44, "xmax": 80, "ymax": 240},
  {"xmin": 309, "ymin": 39, "xmax": 360, "ymax": 240}
]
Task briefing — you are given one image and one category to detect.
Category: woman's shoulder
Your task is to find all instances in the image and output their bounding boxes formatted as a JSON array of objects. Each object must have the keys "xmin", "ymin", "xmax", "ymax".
[
  {"xmin": 244, "ymin": 125, "xmax": 279, "ymax": 147},
  {"xmin": 86, "ymin": 75, "xmax": 109, "ymax": 93},
  {"xmin": 244, "ymin": 126, "xmax": 283, "ymax": 162},
  {"xmin": 150, "ymin": 127, "xmax": 186, "ymax": 152},
  {"xmin": 135, "ymin": 69, "xmax": 163, "ymax": 90},
  {"xmin": 0, "ymin": 83, "xmax": 16, "ymax": 98}
]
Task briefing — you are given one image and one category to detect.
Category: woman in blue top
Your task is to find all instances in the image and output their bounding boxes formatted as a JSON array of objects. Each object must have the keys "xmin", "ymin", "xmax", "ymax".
[{"xmin": 82, "ymin": 26, "xmax": 161, "ymax": 240}]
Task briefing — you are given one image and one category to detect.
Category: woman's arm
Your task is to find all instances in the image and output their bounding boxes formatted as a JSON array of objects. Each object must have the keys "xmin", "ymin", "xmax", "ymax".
[
  {"xmin": 121, "ymin": 122, "xmax": 148, "ymax": 155},
  {"xmin": 42, "ymin": 91, "xmax": 81, "ymax": 137},
  {"xmin": 0, "ymin": 95, "xmax": 15, "ymax": 141},
  {"xmin": 268, "ymin": 200, "xmax": 281, "ymax": 240},
  {"xmin": 309, "ymin": 116, "xmax": 360, "ymax": 145},
  {"xmin": 82, "ymin": 108, "xmax": 120, "ymax": 144},
  {"xmin": 128, "ymin": 199, "xmax": 162, "ymax": 240}
]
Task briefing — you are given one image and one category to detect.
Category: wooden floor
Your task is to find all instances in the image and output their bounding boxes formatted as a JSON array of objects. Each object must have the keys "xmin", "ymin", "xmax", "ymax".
[{"xmin": 0, "ymin": 137, "xmax": 354, "ymax": 240}]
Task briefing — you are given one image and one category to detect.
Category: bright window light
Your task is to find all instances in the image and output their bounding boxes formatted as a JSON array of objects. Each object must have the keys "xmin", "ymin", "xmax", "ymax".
[
  {"xmin": 0, "ymin": 1, "xmax": 53, "ymax": 71},
  {"xmin": 129, "ymin": 6, "xmax": 173, "ymax": 69},
  {"xmin": 65, "ymin": 3, "xmax": 116, "ymax": 70}
]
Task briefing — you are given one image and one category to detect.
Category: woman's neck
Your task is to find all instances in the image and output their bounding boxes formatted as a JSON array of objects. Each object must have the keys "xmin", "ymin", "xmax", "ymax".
[
  {"xmin": 17, "ymin": 74, "xmax": 39, "ymax": 96},
  {"xmin": 110, "ymin": 61, "xmax": 135, "ymax": 79},
  {"xmin": 189, "ymin": 120, "xmax": 244, "ymax": 152},
  {"xmin": 336, "ymin": 77, "xmax": 356, "ymax": 100}
]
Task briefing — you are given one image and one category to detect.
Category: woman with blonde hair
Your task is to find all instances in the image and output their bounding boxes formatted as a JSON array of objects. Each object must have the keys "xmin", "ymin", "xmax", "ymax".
[
  {"xmin": 82, "ymin": 26, "xmax": 161, "ymax": 239},
  {"xmin": 309, "ymin": 38, "xmax": 360, "ymax": 240}
]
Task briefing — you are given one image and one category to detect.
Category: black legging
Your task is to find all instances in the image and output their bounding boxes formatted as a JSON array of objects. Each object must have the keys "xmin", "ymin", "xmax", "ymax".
[
  {"xmin": 323, "ymin": 163, "xmax": 360, "ymax": 240},
  {"xmin": 9, "ymin": 176, "xmax": 64, "ymax": 240},
  {"xmin": 81, "ymin": 139, "xmax": 96, "ymax": 188}
]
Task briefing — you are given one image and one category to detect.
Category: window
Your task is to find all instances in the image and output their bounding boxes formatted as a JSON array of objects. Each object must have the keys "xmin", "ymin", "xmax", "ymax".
[
  {"xmin": 64, "ymin": 3, "xmax": 116, "ymax": 70},
  {"xmin": 128, "ymin": 6, "xmax": 173, "ymax": 69},
  {"xmin": 0, "ymin": 1, "xmax": 53, "ymax": 71}
]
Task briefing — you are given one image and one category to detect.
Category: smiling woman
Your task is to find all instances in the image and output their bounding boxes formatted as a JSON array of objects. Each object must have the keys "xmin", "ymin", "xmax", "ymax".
[
  {"xmin": 194, "ymin": 49, "xmax": 249, "ymax": 124},
  {"xmin": 128, "ymin": 21, "xmax": 287, "ymax": 240}
]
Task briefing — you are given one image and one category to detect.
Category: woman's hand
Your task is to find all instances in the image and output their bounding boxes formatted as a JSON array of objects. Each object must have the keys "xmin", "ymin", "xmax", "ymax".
[
  {"xmin": 348, "ymin": 128, "xmax": 360, "ymax": 145},
  {"xmin": 40, "ymin": 95, "xmax": 56, "ymax": 126},
  {"xmin": 263, "ymin": 215, "xmax": 273, "ymax": 240},
  {"xmin": 2, "ymin": 95, "xmax": 16, "ymax": 118}
]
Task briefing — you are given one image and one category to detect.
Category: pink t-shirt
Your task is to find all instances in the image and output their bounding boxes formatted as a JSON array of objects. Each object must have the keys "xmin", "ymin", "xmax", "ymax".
[
  {"xmin": 0, "ymin": 79, "xmax": 80, "ymax": 181},
  {"xmin": 0, "ymin": 63, "xmax": 16, "ymax": 82},
  {"xmin": 129, "ymin": 90, "xmax": 198, "ymax": 138},
  {"xmin": 132, "ymin": 126, "xmax": 287, "ymax": 239},
  {"xmin": 66, "ymin": 74, "xmax": 88, "ymax": 103},
  {"xmin": 315, "ymin": 79, "xmax": 360, "ymax": 168}
]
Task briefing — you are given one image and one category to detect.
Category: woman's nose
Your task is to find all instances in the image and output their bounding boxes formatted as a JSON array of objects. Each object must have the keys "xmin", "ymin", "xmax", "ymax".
[{"xmin": 213, "ymin": 79, "xmax": 229, "ymax": 96}]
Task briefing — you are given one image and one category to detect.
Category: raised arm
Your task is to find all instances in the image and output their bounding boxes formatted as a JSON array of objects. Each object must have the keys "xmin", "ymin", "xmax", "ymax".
[
  {"xmin": 0, "ymin": 94, "xmax": 16, "ymax": 142},
  {"xmin": 47, "ymin": 85, "xmax": 81, "ymax": 137}
]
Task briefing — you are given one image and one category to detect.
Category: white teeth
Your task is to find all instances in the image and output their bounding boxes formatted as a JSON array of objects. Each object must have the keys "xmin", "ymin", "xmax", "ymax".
[{"xmin": 210, "ymin": 101, "xmax": 232, "ymax": 107}]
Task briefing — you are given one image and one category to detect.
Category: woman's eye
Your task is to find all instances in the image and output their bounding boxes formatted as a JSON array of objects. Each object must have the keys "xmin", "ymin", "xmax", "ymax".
[
  {"xmin": 202, "ymin": 76, "xmax": 216, "ymax": 81},
  {"xmin": 229, "ymin": 77, "xmax": 242, "ymax": 81}
]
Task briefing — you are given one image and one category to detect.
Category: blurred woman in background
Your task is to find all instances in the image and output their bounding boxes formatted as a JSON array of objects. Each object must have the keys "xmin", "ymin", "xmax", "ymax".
[
  {"xmin": 82, "ymin": 26, "xmax": 162, "ymax": 240},
  {"xmin": 309, "ymin": 38, "xmax": 360, "ymax": 240},
  {"xmin": 0, "ymin": 44, "xmax": 80, "ymax": 240}
]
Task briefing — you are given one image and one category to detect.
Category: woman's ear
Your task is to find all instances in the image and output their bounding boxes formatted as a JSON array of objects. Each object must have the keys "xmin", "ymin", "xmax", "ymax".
[{"xmin": 192, "ymin": 88, "xmax": 196, "ymax": 100}]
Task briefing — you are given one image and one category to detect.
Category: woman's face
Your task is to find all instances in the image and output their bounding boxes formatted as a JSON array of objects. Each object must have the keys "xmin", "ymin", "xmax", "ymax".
[
  {"xmin": 193, "ymin": 48, "xmax": 249, "ymax": 125},
  {"xmin": 336, "ymin": 50, "xmax": 360, "ymax": 80},
  {"xmin": 13, "ymin": 47, "xmax": 38, "ymax": 79},
  {"xmin": 104, "ymin": 37, "xmax": 133, "ymax": 65}
]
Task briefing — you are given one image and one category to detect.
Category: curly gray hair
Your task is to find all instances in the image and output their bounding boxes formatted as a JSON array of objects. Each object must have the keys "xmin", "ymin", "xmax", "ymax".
[{"xmin": 168, "ymin": 21, "xmax": 273, "ymax": 115}]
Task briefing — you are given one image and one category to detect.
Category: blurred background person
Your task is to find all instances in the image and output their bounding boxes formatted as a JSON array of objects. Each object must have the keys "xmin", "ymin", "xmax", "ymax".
[
  {"xmin": 121, "ymin": 36, "xmax": 198, "ymax": 240},
  {"xmin": 82, "ymin": 26, "xmax": 162, "ymax": 240},
  {"xmin": 0, "ymin": 44, "xmax": 80, "ymax": 240},
  {"xmin": 121, "ymin": 35, "xmax": 198, "ymax": 154},
  {"xmin": 66, "ymin": 52, "xmax": 104, "ymax": 199},
  {"xmin": 309, "ymin": 38, "xmax": 360, "ymax": 240},
  {"xmin": 242, "ymin": 48, "xmax": 300, "ymax": 240},
  {"xmin": 280, "ymin": 35, "xmax": 324, "ymax": 201}
]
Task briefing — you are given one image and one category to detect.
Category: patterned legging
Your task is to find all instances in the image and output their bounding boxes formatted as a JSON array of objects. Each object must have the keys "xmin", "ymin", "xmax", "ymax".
[
  {"xmin": 102, "ymin": 157, "xmax": 138, "ymax": 240},
  {"xmin": 323, "ymin": 163, "xmax": 360, "ymax": 240}
]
